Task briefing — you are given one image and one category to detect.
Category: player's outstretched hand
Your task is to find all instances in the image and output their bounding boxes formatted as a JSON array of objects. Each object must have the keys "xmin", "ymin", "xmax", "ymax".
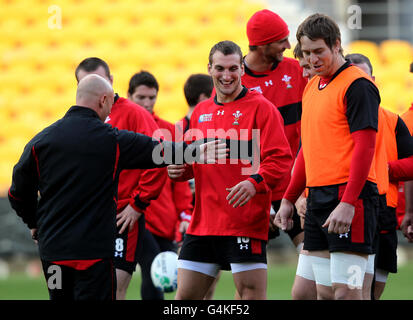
[
  {"xmin": 226, "ymin": 180, "xmax": 256, "ymax": 208},
  {"xmin": 274, "ymin": 199, "xmax": 294, "ymax": 231},
  {"xmin": 322, "ymin": 201, "xmax": 354, "ymax": 234},
  {"xmin": 117, "ymin": 204, "xmax": 142, "ymax": 234},
  {"xmin": 196, "ymin": 139, "xmax": 228, "ymax": 164}
]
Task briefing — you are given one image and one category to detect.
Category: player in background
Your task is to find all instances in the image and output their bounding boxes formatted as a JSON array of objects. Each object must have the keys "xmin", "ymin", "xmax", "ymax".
[
  {"xmin": 242, "ymin": 9, "xmax": 307, "ymax": 250},
  {"xmin": 75, "ymin": 57, "xmax": 166, "ymax": 300},
  {"xmin": 276, "ymin": 14, "xmax": 381, "ymax": 300},
  {"xmin": 127, "ymin": 71, "xmax": 193, "ymax": 299},
  {"xmin": 177, "ymin": 74, "xmax": 214, "ymax": 138},
  {"xmin": 342, "ymin": 53, "xmax": 413, "ymax": 299},
  {"xmin": 178, "ymin": 74, "xmax": 214, "ymax": 207},
  {"xmin": 289, "ymin": 43, "xmax": 318, "ymax": 300},
  {"xmin": 398, "ymin": 62, "xmax": 413, "ymax": 245},
  {"xmin": 168, "ymin": 40, "xmax": 293, "ymax": 300}
]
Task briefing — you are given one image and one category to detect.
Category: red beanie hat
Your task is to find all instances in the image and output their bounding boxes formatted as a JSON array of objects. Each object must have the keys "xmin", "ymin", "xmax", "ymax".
[{"xmin": 247, "ymin": 9, "xmax": 289, "ymax": 46}]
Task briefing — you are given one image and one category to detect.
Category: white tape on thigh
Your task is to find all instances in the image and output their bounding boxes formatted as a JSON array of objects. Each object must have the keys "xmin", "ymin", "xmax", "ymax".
[
  {"xmin": 330, "ymin": 252, "xmax": 367, "ymax": 289},
  {"xmin": 177, "ymin": 259, "xmax": 220, "ymax": 278},
  {"xmin": 375, "ymin": 268, "xmax": 389, "ymax": 283},
  {"xmin": 230, "ymin": 262, "xmax": 267, "ymax": 274},
  {"xmin": 296, "ymin": 253, "xmax": 315, "ymax": 281},
  {"xmin": 311, "ymin": 256, "xmax": 332, "ymax": 287},
  {"xmin": 366, "ymin": 254, "xmax": 375, "ymax": 275}
]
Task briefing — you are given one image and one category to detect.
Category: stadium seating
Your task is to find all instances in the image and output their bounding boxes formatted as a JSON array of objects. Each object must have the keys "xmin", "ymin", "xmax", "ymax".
[
  {"xmin": 0, "ymin": 0, "xmax": 412, "ymax": 195},
  {"xmin": 380, "ymin": 39, "xmax": 413, "ymax": 65},
  {"xmin": 0, "ymin": 0, "xmax": 268, "ymax": 193},
  {"xmin": 346, "ymin": 40, "xmax": 381, "ymax": 68},
  {"xmin": 344, "ymin": 40, "xmax": 413, "ymax": 115}
]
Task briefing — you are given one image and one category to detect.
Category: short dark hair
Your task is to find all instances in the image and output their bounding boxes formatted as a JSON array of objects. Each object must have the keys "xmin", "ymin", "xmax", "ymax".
[
  {"xmin": 296, "ymin": 13, "xmax": 343, "ymax": 54},
  {"xmin": 410, "ymin": 62, "xmax": 413, "ymax": 73},
  {"xmin": 128, "ymin": 71, "xmax": 159, "ymax": 96},
  {"xmin": 208, "ymin": 40, "xmax": 243, "ymax": 65},
  {"xmin": 75, "ymin": 57, "xmax": 111, "ymax": 82},
  {"xmin": 344, "ymin": 53, "xmax": 373, "ymax": 76},
  {"xmin": 293, "ymin": 42, "xmax": 304, "ymax": 59},
  {"xmin": 183, "ymin": 74, "xmax": 213, "ymax": 107}
]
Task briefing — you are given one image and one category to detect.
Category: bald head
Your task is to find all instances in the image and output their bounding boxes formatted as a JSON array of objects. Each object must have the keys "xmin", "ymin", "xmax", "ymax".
[{"xmin": 76, "ymin": 74, "xmax": 114, "ymax": 121}]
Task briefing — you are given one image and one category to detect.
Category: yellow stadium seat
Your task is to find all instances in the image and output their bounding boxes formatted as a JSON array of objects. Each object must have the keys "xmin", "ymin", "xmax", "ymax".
[
  {"xmin": 0, "ymin": 159, "xmax": 14, "ymax": 193},
  {"xmin": 346, "ymin": 40, "xmax": 381, "ymax": 67},
  {"xmin": 156, "ymin": 90, "xmax": 188, "ymax": 124},
  {"xmin": 396, "ymin": 91, "xmax": 413, "ymax": 114},
  {"xmin": 379, "ymin": 83, "xmax": 405, "ymax": 113},
  {"xmin": 380, "ymin": 39, "xmax": 413, "ymax": 65},
  {"xmin": 284, "ymin": 48, "xmax": 296, "ymax": 59}
]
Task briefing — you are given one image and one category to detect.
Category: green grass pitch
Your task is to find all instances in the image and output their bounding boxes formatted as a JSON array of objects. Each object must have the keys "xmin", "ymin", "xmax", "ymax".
[{"xmin": 1, "ymin": 261, "xmax": 412, "ymax": 300}]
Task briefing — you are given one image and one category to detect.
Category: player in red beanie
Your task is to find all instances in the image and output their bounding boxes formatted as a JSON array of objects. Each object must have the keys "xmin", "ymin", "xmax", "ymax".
[
  {"xmin": 246, "ymin": 9, "xmax": 290, "ymax": 47},
  {"xmin": 243, "ymin": 9, "xmax": 308, "ymax": 263}
]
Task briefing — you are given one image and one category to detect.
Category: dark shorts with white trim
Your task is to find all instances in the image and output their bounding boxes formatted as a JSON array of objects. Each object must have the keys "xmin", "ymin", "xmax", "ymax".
[
  {"xmin": 303, "ymin": 181, "xmax": 379, "ymax": 254},
  {"xmin": 114, "ymin": 214, "xmax": 146, "ymax": 274},
  {"xmin": 270, "ymin": 200, "xmax": 303, "ymax": 241},
  {"xmin": 178, "ymin": 234, "xmax": 267, "ymax": 271}
]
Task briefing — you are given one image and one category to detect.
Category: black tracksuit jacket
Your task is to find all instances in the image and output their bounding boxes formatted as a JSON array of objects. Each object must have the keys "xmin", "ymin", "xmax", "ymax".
[{"xmin": 8, "ymin": 106, "xmax": 189, "ymax": 261}]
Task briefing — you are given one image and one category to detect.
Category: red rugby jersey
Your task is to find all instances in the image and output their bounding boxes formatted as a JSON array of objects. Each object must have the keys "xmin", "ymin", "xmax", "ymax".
[
  {"xmin": 175, "ymin": 115, "xmax": 190, "ymax": 142},
  {"xmin": 143, "ymin": 114, "xmax": 193, "ymax": 241},
  {"xmin": 105, "ymin": 96, "xmax": 166, "ymax": 213},
  {"xmin": 184, "ymin": 88, "xmax": 293, "ymax": 240},
  {"xmin": 241, "ymin": 57, "xmax": 307, "ymax": 200}
]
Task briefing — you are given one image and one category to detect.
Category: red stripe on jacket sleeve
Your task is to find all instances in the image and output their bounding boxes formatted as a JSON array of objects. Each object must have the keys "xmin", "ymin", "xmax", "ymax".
[{"xmin": 113, "ymin": 143, "xmax": 120, "ymax": 180}]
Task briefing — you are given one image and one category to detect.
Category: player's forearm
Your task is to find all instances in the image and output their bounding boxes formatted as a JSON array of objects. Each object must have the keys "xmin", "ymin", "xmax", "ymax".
[
  {"xmin": 404, "ymin": 180, "xmax": 413, "ymax": 215},
  {"xmin": 341, "ymin": 128, "xmax": 376, "ymax": 205},
  {"xmin": 283, "ymin": 149, "xmax": 306, "ymax": 204},
  {"xmin": 388, "ymin": 156, "xmax": 413, "ymax": 182}
]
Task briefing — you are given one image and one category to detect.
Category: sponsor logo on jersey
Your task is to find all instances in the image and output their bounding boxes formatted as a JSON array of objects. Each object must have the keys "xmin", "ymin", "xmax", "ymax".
[
  {"xmin": 198, "ymin": 113, "xmax": 213, "ymax": 123},
  {"xmin": 265, "ymin": 80, "xmax": 273, "ymax": 87},
  {"xmin": 282, "ymin": 75, "xmax": 293, "ymax": 89},
  {"xmin": 217, "ymin": 110, "xmax": 224, "ymax": 116}
]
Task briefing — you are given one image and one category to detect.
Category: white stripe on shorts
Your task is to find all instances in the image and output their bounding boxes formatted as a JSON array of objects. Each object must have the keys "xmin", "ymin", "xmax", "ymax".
[
  {"xmin": 177, "ymin": 260, "xmax": 266, "ymax": 276},
  {"xmin": 177, "ymin": 259, "xmax": 220, "ymax": 278},
  {"xmin": 230, "ymin": 262, "xmax": 267, "ymax": 274}
]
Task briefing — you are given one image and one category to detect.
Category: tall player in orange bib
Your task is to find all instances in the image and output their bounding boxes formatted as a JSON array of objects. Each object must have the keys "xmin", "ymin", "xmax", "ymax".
[{"xmin": 275, "ymin": 14, "xmax": 381, "ymax": 300}]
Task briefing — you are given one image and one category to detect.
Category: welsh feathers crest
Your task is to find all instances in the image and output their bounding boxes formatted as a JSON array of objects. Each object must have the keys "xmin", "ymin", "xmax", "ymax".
[{"xmin": 282, "ymin": 75, "xmax": 293, "ymax": 89}]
